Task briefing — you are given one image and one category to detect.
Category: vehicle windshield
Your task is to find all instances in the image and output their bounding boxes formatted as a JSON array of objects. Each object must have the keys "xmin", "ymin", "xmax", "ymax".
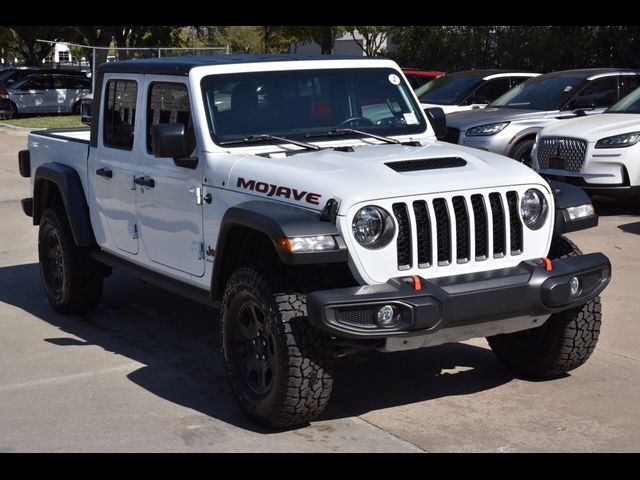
[
  {"xmin": 490, "ymin": 76, "xmax": 586, "ymax": 110},
  {"xmin": 415, "ymin": 75, "xmax": 483, "ymax": 105},
  {"xmin": 201, "ymin": 68, "xmax": 427, "ymax": 145},
  {"xmin": 607, "ymin": 86, "xmax": 640, "ymax": 113}
]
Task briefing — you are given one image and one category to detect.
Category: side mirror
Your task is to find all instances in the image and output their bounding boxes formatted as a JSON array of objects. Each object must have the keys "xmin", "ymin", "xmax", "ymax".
[
  {"xmin": 425, "ymin": 107, "xmax": 447, "ymax": 140},
  {"xmin": 152, "ymin": 123, "xmax": 197, "ymax": 169}
]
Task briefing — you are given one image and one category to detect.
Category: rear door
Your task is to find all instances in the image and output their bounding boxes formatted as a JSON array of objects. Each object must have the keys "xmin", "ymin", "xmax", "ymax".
[
  {"xmin": 89, "ymin": 77, "xmax": 141, "ymax": 255},
  {"xmin": 11, "ymin": 76, "xmax": 54, "ymax": 113}
]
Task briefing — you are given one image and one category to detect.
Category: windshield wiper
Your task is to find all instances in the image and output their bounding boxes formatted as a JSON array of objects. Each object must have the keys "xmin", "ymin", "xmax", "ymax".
[
  {"xmin": 305, "ymin": 128, "xmax": 400, "ymax": 145},
  {"xmin": 219, "ymin": 134, "xmax": 321, "ymax": 151}
]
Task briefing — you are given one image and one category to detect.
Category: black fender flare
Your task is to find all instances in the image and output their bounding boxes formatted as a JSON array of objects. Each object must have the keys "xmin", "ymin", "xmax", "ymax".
[
  {"xmin": 211, "ymin": 200, "xmax": 348, "ymax": 299},
  {"xmin": 548, "ymin": 180, "xmax": 598, "ymax": 235},
  {"xmin": 33, "ymin": 163, "xmax": 95, "ymax": 247}
]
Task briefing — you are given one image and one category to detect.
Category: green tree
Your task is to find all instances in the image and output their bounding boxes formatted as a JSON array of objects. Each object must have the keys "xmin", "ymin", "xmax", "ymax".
[
  {"xmin": 4, "ymin": 26, "xmax": 73, "ymax": 65},
  {"xmin": 344, "ymin": 26, "xmax": 395, "ymax": 56}
]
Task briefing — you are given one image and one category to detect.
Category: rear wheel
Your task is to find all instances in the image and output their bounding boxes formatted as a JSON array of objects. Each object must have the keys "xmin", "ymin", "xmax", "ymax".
[
  {"xmin": 509, "ymin": 139, "xmax": 535, "ymax": 167},
  {"xmin": 38, "ymin": 206, "xmax": 103, "ymax": 314},
  {"xmin": 487, "ymin": 236, "xmax": 602, "ymax": 377},
  {"xmin": 72, "ymin": 101, "xmax": 81, "ymax": 115},
  {"xmin": 221, "ymin": 266, "xmax": 334, "ymax": 428}
]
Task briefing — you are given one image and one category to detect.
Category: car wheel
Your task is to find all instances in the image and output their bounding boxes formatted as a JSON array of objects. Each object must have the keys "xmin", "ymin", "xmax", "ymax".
[
  {"xmin": 72, "ymin": 101, "xmax": 81, "ymax": 115},
  {"xmin": 487, "ymin": 236, "xmax": 601, "ymax": 378},
  {"xmin": 509, "ymin": 139, "xmax": 535, "ymax": 167},
  {"xmin": 38, "ymin": 205, "xmax": 103, "ymax": 314},
  {"xmin": 221, "ymin": 266, "xmax": 334, "ymax": 428}
]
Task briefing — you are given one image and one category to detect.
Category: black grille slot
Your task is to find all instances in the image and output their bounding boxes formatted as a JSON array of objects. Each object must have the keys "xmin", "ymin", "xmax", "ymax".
[
  {"xmin": 392, "ymin": 203, "xmax": 412, "ymax": 270},
  {"xmin": 471, "ymin": 194, "xmax": 488, "ymax": 261},
  {"xmin": 444, "ymin": 127, "xmax": 460, "ymax": 144},
  {"xmin": 452, "ymin": 196, "xmax": 470, "ymax": 263},
  {"xmin": 413, "ymin": 200, "xmax": 432, "ymax": 268},
  {"xmin": 489, "ymin": 193, "xmax": 506, "ymax": 258},
  {"xmin": 432, "ymin": 198, "xmax": 451, "ymax": 265},
  {"xmin": 506, "ymin": 191, "xmax": 522, "ymax": 255},
  {"xmin": 386, "ymin": 157, "xmax": 466, "ymax": 172},
  {"xmin": 336, "ymin": 308, "xmax": 378, "ymax": 328}
]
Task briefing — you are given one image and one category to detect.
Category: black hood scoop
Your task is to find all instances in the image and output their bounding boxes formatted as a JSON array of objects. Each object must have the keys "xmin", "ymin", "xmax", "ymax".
[{"xmin": 386, "ymin": 157, "xmax": 467, "ymax": 172}]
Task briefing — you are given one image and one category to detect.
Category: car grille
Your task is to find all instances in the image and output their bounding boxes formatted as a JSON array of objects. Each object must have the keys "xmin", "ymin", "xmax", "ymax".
[
  {"xmin": 444, "ymin": 127, "xmax": 460, "ymax": 144},
  {"xmin": 537, "ymin": 137, "xmax": 587, "ymax": 172},
  {"xmin": 392, "ymin": 191, "xmax": 523, "ymax": 272}
]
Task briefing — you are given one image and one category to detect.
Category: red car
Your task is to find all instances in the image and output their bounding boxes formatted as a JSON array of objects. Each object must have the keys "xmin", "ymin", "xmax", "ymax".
[{"xmin": 402, "ymin": 68, "xmax": 445, "ymax": 90}]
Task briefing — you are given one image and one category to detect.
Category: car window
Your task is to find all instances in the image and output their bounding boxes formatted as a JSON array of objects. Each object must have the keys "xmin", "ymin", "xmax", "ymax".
[
  {"xmin": 56, "ymin": 77, "xmax": 90, "ymax": 89},
  {"xmin": 568, "ymin": 77, "xmax": 619, "ymax": 109},
  {"xmin": 491, "ymin": 76, "xmax": 586, "ymax": 110},
  {"xmin": 620, "ymin": 76, "xmax": 640, "ymax": 97},
  {"xmin": 466, "ymin": 78, "xmax": 510, "ymax": 105},
  {"xmin": 147, "ymin": 82, "xmax": 195, "ymax": 155},
  {"xmin": 22, "ymin": 77, "xmax": 54, "ymax": 90},
  {"xmin": 607, "ymin": 86, "xmax": 640, "ymax": 114},
  {"xmin": 103, "ymin": 79, "xmax": 138, "ymax": 150},
  {"xmin": 509, "ymin": 76, "xmax": 530, "ymax": 89}
]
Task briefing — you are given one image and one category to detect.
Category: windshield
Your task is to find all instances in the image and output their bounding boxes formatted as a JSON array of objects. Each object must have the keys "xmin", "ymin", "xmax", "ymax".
[
  {"xmin": 607, "ymin": 86, "xmax": 640, "ymax": 113},
  {"xmin": 415, "ymin": 75, "xmax": 483, "ymax": 105},
  {"xmin": 201, "ymin": 68, "xmax": 427, "ymax": 145},
  {"xmin": 490, "ymin": 76, "xmax": 586, "ymax": 110}
]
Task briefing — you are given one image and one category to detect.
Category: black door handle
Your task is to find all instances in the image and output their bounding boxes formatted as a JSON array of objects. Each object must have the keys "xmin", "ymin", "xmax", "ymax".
[
  {"xmin": 96, "ymin": 168, "xmax": 113, "ymax": 178},
  {"xmin": 134, "ymin": 176, "xmax": 155, "ymax": 188}
]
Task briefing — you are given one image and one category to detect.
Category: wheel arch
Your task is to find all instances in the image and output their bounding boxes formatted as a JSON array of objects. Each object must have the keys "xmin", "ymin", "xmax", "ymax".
[
  {"xmin": 210, "ymin": 201, "xmax": 348, "ymax": 301},
  {"xmin": 33, "ymin": 163, "xmax": 95, "ymax": 247}
]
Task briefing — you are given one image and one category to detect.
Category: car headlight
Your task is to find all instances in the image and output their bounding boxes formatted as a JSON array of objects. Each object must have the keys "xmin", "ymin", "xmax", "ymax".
[
  {"xmin": 352, "ymin": 206, "xmax": 395, "ymax": 249},
  {"xmin": 465, "ymin": 122, "xmax": 510, "ymax": 136},
  {"xmin": 595, "ymin": 131, "xmax": 640, "ymax": 148},
  {"xmin": 520, "ymin": 189, "xmax": 548, "ymax": 230}
]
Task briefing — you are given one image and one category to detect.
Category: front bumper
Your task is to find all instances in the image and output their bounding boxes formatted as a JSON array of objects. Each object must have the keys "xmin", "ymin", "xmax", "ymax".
[{"xmin": 307, "ymin": 253, "xmax": 611, "ymax": 341}]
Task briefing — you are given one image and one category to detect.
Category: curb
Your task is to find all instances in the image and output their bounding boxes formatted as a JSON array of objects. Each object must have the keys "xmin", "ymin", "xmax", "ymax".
[{"xmin": 0, "ymin": 123, "xmax": 36, "ymax": 136}]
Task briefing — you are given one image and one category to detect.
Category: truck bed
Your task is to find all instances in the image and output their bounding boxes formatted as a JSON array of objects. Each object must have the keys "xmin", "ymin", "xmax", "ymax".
[{"xmin": 28, "ymin": 127, "xmax": 92, "ymax": 195}]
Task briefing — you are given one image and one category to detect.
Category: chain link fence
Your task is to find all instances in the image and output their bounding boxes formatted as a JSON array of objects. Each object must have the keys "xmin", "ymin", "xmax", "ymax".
[{"xmin": 37, "ymin": 40, "xmax": 229, "ymax": 92}]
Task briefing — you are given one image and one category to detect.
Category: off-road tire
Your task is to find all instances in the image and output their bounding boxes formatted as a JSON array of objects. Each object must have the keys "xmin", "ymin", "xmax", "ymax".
[
  {"xmin": 509, "ymin": 139, "xmax": 535, "ymax": 167},
  {"xmin": 221, "ymin": 266, "xmax": 334, "ymax": 428},
  {"xmin": 38, "ymin": 206, "xmax": 103, "ymax": 314},
  {"xmin": 487, "ymin": 235, "xmax": 601, "ymax": 378}
]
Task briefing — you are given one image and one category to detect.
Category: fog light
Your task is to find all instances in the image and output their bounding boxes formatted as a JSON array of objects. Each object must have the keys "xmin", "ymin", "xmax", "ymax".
[
  {"xmin": 376, "ymin": 305, "xmax": 400, "ymax": 328},
  {"xmin": 570, "ymin": 276, "xmax": 581, "ymax": 296}
]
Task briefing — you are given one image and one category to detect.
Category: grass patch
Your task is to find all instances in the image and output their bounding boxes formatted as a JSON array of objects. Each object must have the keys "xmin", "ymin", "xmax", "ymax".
[{"xmin": 0, "ymin": 115, "xmax": 85, "ymax": 129}]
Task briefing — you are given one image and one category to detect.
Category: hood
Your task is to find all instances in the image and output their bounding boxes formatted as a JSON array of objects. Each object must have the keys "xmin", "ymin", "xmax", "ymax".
[
  {"xmin": 223, "ymin": 141, "xmax": 547, "ymax": 214},
  {"xmin": 446, "ymin": 107, "xmax": 554, "ymax": 129},
  {"xmin": 540, "ymin": 113, "xmax": 640, "ymax": 141}
]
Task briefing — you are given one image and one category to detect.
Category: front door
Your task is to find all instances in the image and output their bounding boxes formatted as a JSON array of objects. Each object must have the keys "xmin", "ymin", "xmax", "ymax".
[
  {"xmin": 136, "ymin": 80, "xmax": 205, "ymax": 276},
  {"xmin": 91, "ymin": 78, "xmax": 140, "ymax": 255}
]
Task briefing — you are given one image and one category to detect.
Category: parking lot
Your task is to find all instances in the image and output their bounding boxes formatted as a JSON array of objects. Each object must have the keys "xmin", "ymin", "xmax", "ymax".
[{"xmin": 1, "ymin": 127, "xmax": 639, "ymax": 452}]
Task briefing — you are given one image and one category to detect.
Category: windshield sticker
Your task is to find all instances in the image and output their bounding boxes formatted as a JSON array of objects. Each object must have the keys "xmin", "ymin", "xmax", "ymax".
[
  {"xmin": 564, "ymin": 85, "xmax": 574, "ymax": 92},
  {"xmin": 403, "ymin": 112, "xmax": 419, "ymax": 125},
  {"xmin": 388, "ymin": 74, "xmax": 401, "ymax": 85}
]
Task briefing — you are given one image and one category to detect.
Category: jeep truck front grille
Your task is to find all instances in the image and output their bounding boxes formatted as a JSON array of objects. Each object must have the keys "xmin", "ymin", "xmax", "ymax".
[{"xmin": 392, "ymin": 191, "xmax": 523, "ymax": 271}]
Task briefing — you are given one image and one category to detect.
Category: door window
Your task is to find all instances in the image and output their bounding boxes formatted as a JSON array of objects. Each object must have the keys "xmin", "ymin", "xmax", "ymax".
[
  {"xmin": 569, "ymin": 77, "xmax": 619, "ymax": 109},
  {"xmin": 146, "ymin": 82, "xmax": 195, "ymax": 154},
  {"xmin": 467, "ymin": 78, "xmax": 511, "ymax": 104},
  {"xmin": 103, "ymin": 79, "xmax": 138, "ymax": 150}
]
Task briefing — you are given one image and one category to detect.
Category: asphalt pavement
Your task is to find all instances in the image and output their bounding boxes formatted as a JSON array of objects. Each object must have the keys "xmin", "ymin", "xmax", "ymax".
[{"xmin": 1, "ymin": 128, "xmax": 638, "ymax": 452}]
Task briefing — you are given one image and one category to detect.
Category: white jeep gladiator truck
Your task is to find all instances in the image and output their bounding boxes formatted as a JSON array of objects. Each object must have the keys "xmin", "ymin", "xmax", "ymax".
[{"xmin": 18, "ymin": 55, "xmax": 611, "ymax": 428}]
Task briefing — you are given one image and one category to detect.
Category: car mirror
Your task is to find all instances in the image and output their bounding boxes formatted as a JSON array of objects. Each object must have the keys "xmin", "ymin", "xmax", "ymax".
[
  {"xmin": 152, "ymin": 123, "xmax": 197, "ymax": 168},
  {"xmin": 424, "ymin": 107, "xmax": 447, "ymax": 140}
]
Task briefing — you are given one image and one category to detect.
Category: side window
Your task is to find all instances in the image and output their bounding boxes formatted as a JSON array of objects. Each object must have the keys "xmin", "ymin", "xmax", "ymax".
[
  {"xmin": 146, "ymin": 82, "xmax": 195, "ymax": 155},
  {"xmin": 509, "ymin": 76, "xmax": 530, "ymax": 89},
  {"xmin": 24, "ymin": 77, "xmax": 52, "ymax": 90},
  {"xmin": 620, "ymin": 76, "xmax": 640, "ymax": 97},
  {"xmin": 570, "ymin": 77, "xmax": 619, "ymax": 109},
  {"xmin": 467, "ymin": 78, "xmax": 510, "ymax": 104},
  {"xmin": 103, "ymin": 79, "xmax": 138, "ymax": 150}
]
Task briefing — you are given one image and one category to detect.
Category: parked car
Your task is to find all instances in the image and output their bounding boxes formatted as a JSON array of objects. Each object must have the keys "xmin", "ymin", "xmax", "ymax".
[
  {"xmin": 532, "ymin": 85, "xmax": 640, "ymax": 198},
  {"xmin": 445, "ymin": 68, "xmax": 640, "ymax": 165},
  {"xmin": 401, "ymin": 68, "xmax": 444, "ymax": 90},
  {"xmin": 18, "ymin": 54, "xmax": 610, "ymax": 428},
  {"xmin": 416, "ymin": 70, "xmax": 539, "ymax": 114},
  {"xmin": 0, "ymin": 67, "xmax": 87, "ymax": 89},
  {"xmin": 4, "ymin": 72, "xmax": 91, "ymax": 117}
]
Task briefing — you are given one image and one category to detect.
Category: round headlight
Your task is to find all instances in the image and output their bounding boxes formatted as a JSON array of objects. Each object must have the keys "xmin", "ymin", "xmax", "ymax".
[
  {"xmin": 352, "ymin": 206, "xmax": 395, "ymax": 249},
  {"xmin": 520, "ymin": 189, "xmax": 548, "ymax": 230}
]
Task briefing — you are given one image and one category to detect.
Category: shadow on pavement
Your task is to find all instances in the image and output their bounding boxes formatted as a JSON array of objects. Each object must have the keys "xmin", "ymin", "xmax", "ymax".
[
  {"xmin": 0, "ymin": 262, "xmax": 515, "ymax": 431},
  {"xmin": 591, "ymin": 195, "xmax": 640, "ymax": 217},
  {"xmin": 618, "ymin": 221, "xmax": 640, "ymax": 236}
]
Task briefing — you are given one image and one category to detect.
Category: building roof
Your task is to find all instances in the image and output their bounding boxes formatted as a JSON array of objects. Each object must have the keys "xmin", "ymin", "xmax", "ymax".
[{"xmin": 97, "ymin": 54, "xmax": 374, "ymax": 76}]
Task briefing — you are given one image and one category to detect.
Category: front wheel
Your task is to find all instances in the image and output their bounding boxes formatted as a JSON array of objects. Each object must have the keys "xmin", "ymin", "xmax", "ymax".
[
  {"xmin": 509, "ymin": 139, "xmax": 535, "ymax": 167},
  {"xmin": 221, "ymin": 266, "xmax": 334, "ymax": 428},
  {"xmin": 487, "ymin": 236, "xmax": 602, "ymax": 377}
]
